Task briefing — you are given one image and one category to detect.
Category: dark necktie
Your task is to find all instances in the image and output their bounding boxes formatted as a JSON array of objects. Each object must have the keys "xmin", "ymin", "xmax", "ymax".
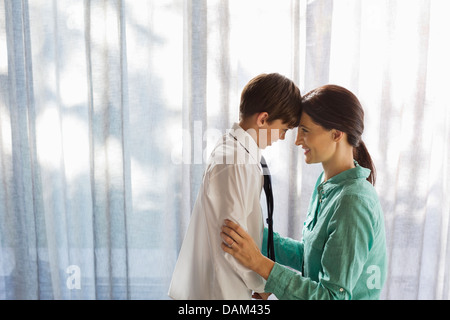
[{"xmin": 261, "ymin": 156, "xmax": 275, "ymax": 262}]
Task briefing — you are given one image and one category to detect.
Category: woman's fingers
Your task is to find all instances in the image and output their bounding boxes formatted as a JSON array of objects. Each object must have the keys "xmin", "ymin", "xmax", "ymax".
[
  {"xmin": 220, "ymin": 219, "xmax": 274, "ymax": 279},
  {"xmin": 220, "ymin": 231, "xmax": 236, "ymax": 247},
  {"xmin": 223, "ymin": 219, "xmax": 247, "ymax": 240},
  {"xmin": 221, "ymin": 225, "xmax": 242, "ymax": 245},
  {"xmin": 220, "ymin": 220, "xmax": 246, "ymax": 256}
]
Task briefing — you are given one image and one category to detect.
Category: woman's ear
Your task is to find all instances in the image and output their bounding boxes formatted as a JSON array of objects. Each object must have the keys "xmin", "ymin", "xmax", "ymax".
[
  {"xmin": 332, "ymin": 130, "xmax": 344, "ymax": 142},
  {"xmin": 256, "ymin": 112, "xmax": 269, "ymax": 127}
]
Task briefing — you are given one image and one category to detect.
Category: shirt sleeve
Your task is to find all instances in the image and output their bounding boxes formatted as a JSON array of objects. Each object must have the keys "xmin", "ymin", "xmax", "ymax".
[
  {"xmin": 262, "ymin": 228, "xmax": 304, "ymax": 272},
  {"xmin": 206, "ymin": 163, "xmax": 266, "ymax": 293},
  {"xmin": 265, "ymin": 195, "xmax": 376, "ymax": 300}
]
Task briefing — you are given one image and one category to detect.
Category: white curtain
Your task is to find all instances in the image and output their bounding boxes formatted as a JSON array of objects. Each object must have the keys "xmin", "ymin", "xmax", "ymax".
[{"xmin": 0, "ymin": 0, "xmax": 449, "ymax": 300}]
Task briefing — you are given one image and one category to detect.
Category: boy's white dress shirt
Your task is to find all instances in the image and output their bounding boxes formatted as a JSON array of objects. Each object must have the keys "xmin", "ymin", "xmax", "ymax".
[{"xmin": 168, "ymin": 123, "xmax": 266, "ymax": 300}]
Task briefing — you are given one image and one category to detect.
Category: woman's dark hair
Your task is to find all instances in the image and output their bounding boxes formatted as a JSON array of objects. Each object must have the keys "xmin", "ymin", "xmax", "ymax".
[
  {"xmin": 301, "ymin": 85, "xmax": 376, "ymax": 185},
  {"xmin": 240, "ymin": 73, "xmax": 302, "ymax": 128}
]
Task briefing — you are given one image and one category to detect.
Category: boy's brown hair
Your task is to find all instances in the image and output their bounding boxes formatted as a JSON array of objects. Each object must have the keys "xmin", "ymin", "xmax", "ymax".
[{"xmin": 239, "ymin": 73, "xmax": 302, "ymax": 128}]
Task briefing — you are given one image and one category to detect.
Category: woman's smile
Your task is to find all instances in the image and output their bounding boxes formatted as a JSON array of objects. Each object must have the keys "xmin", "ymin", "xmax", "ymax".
[{"xmin": 303, "ymin": 147, "xmax": 310, "ymax": 155}]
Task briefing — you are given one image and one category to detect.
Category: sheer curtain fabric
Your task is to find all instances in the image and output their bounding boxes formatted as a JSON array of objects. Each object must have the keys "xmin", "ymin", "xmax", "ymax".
[{"xmin": 0, "ymin": 0, "xmax": 449, "ymax": 299}]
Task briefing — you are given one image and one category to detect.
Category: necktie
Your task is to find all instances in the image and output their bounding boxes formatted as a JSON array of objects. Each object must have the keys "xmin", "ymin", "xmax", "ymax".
[{"xmin": 261, "ymin": 156, "xmax": 275, "ymax": 262}]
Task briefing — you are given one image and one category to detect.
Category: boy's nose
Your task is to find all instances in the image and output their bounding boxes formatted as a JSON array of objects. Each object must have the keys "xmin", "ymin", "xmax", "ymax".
[{"xmin": 295, "ymin": 133, "xmax": 302, "ymax": 145}]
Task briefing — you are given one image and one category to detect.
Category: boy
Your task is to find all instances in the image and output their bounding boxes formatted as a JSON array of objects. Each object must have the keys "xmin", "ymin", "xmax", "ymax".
[{"xmin": 168, "ymin": 73, "xmax": 302, "ymax": 299}]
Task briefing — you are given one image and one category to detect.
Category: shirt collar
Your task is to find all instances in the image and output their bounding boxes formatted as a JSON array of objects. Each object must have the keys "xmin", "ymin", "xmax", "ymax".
[
  {"xmin": 228, "ymin": 122, "xmax": 262, "ymax": 164},
  {"xmin": 318, "ymin": 161, "xmax": 371, "ymax": 194}
]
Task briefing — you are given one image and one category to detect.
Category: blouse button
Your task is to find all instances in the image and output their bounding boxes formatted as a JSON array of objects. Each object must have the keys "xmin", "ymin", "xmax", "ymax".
[{"xmin": 339, "ymin": 288, "xmax": 344, "ymax": 293}]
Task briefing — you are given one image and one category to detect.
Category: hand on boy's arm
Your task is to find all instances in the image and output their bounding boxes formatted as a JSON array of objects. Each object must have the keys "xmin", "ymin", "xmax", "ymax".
[{"xmin": 221, "ymin": 219, "xmax": 275, "ymax": 280}]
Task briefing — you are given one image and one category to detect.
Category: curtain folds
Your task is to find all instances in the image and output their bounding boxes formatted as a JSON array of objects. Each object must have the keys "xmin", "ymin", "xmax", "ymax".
[{"xmin": 1, "ymin": 0, "xmax": 449, "ymax": 300}]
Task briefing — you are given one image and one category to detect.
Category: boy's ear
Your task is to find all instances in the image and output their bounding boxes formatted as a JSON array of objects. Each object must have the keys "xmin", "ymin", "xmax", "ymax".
[{"xmin": 256, "ymin": 112, "xmax": 269, "ymax": 127}]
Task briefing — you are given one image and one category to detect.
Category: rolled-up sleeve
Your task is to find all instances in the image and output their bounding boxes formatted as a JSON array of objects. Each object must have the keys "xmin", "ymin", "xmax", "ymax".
[
  {"xmin": 262, "ymin": 228, "xmax": 304, "ymax": 272},
  {"xmin": 265, "ymin": 263, "xmax": 345, "ymax": 300}
]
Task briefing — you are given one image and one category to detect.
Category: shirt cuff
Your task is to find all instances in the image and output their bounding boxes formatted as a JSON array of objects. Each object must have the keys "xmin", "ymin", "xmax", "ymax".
[{"xmin": 264, "ymin": 262, "xmax": 297, "ymax": 298}]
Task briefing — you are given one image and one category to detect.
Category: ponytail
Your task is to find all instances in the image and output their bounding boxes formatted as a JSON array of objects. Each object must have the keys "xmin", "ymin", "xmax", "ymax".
[{"xmin": 353, "ymin": 140, "xmax": 376, "ymax": 185}]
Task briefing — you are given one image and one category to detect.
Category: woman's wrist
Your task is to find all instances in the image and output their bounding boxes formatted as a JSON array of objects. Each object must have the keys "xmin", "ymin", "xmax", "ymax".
[{"xmin": 254, "ymin": 255, "xmax": 275, "ymax": 280}]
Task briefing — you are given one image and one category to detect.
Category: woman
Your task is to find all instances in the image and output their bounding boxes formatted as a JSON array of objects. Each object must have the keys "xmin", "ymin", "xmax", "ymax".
[{"xmin": 221, "ymin": 85, "xmax": 387, "ymax": 300}]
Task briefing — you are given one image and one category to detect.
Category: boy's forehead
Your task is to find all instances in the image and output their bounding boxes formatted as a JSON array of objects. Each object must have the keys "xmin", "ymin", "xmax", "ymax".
[{"xmin": 278, "ymin": 120, "xmax": 293, "ymax": 129}]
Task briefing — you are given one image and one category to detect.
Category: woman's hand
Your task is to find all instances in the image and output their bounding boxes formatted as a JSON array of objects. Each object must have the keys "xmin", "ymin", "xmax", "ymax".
[{"xmin": 220, "ymin": 219, "xmax": 275, "ymax": 280}]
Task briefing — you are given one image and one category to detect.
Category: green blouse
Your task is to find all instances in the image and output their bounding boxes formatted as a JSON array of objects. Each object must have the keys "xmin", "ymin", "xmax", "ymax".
[{"xmin": 262, "ymin": 162, "xmax": 387, "ymax": 300}]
